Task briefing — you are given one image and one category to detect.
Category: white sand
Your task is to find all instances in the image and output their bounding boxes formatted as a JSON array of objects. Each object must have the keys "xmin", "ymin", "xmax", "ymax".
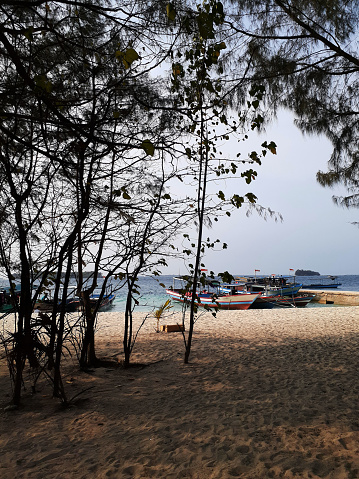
[{"xmin": 1, "ymin": 306, "xmax": 359, "ymax": 478}]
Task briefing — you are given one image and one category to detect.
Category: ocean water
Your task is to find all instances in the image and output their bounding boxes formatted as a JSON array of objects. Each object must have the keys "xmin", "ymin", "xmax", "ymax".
[
  {"xmin": 1, "ymin": 274, "xmax": 358, "ymax": 312},
  {"xmin": 104, "ymin": 274, "xmax": 359, "ymax": 312}
]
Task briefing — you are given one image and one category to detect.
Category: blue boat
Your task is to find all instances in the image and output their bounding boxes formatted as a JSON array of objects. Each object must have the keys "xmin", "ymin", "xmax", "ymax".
[
  {"xmin": 223, "ymin": 275, "xmax": 303, "ymax": 297},
  {"xmin": 302, "ymin": 276, "xmax": 342, "ymax": 289}
]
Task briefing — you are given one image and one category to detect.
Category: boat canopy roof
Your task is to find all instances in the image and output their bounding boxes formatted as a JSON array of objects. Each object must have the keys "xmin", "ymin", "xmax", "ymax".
[{"xmin": 173, "ymin": 276, "xmax": 221, "ymax": 288}]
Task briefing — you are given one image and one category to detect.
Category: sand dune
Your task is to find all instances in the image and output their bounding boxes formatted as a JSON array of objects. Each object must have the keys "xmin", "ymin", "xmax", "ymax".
[{"xmin": 1, "ymin": 307, "xmax": 359, "ymax": 478}]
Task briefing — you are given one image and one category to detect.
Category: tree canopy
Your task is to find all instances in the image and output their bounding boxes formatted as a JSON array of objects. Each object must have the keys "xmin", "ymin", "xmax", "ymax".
[{"xmin": 222, "ymin": 0, "xmax": 359, "ymax": 205}]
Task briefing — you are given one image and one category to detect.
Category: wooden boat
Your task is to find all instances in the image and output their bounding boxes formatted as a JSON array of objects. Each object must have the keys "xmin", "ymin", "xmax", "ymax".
[
  {"xmin": 166, "ymin": 278, "xmax": 260, "ymax": 310},
  {"xmin": 166, "ymin": 288, "xmax": 260, "ymax": 310},
  {"xmin": 249, "ymin": 294, "xmax": 279, "ymax": 309},
  {"xmin": 89, "ymin": 293, "xmax": 116, "ymax": 310},
  {"xmin": 34, "ymin": 296, "xmax": 80, "ymax": 313},
  {"xmin": 34, "ymin": 291, "xmax": 115, "ymax": 313},
  {"xmin": 273, "ymin": 293, "xmax": 316, "ymax": 308},
  {"xmin": 230, "ymin": 275, "xmax": 302, "ymax": 297},
  {"xmin": 302, "ymin": 276, "xmax": 341, "ymax": 289},
  {"xmin": 66, "ymin": 293, "xmax": 116, "ymax": 311},
  {"xmin": 250, "ymin": 292, "xmax": 316, "ymax": 309}
]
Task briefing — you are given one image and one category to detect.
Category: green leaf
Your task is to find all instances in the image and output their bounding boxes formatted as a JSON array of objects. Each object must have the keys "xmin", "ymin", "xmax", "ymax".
[
  {"xmin": 141, "ymin": 139, "xmax": 155, "ymax": 156},
  {"xmin": 197, "ymin": 12, "xmax": 214, "ymax": 40},
  {"xmin": 217, "ymin": 190, "xmax": 225, "ymax": 201},
  {"xmin": 24, "ymin": 26, "xmax": 34, "ymax": 41},
  {"xmin": 116, "ymin": 48, "xmax": 140, "ymax": 69},
  {"xmin": 34, "ymin": 74, "xmax": 52, "ymax": 93},
  {"xmin": 246, "ymin": 192, "xmax": 257, "ymax": 203},
  {"xmin": 166, "ymin": 3, "xmax": 176, "ymax": 21},
  {"xmin": 241, "ymin": 168, "xmax": 258, "ymax": 184},
  {"xmin": 172, "ymin": 63, "xmax": 183, "ymax": 77},
  {"xmin": 268, "ymin": 141, "xmax": 277, "ymax": 154},
  {"xmin": 231, "ymin": 194, "xmax": 244, "ymax": 208}
]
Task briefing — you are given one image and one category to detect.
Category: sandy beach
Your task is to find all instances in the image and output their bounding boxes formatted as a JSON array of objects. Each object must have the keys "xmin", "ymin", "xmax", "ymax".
[{"xmin": 1, "ymin": 306, "xmax": 359, "ymax": 478}]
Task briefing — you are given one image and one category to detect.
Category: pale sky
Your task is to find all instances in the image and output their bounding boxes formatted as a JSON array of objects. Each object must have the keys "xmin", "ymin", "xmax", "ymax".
[{"xmin": 166, "ymin": 109, "xmax": 359, "ymax": 276}]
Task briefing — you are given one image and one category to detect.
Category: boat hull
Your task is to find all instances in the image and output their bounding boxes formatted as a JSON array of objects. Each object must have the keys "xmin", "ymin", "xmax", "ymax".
[
  {"xmin": 35, "ymin": 294, "xmax": 116, "ymax": 313},
  {"xmin": 250, "ymin": 295, "xmax": 278, "ymax": 309},
  {"xmin": 89, "ymin": 293, "xmax": 116, "ymax": 310},
  {"xmin": 274, "ymin": 294, "xmax": 316, "ymax": 308},
  {"xmin": 302, "ymin": 284, "xmax": 341, "ymax": 289}
]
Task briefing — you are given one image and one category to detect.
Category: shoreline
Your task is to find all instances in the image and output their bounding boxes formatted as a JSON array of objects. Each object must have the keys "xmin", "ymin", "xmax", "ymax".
[
  {"xmin": 1, "ymin": 307, "xmax": 359, "ymax": 478},
  {"xmin": 300, "ymin": 289, "xmax": 359, "ymax": 306}
]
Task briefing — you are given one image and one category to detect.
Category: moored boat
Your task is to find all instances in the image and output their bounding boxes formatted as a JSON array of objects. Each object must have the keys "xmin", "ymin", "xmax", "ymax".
[
  {"xmin": 232, "ymin": 275, "xmax": 302, "ymax": 296},
  {"xmin": 166, "ymin": 277, "xmax": 260, "ymax": 310},
  {"xmin": 34, "ymin": 290, "xmax": 116, "ymax": 312},
  {"xmin": 273, "ymin": 293, "xmax": 316, "ymax": 308},
  {"xmin": 302, "ymin": 276, "xmax": 342, "ymax": 289},
  {"xmin": 66, "ymin": 292, "xmax": 116, "ymax": 311},
  {"xmin": 89, "ymin": 293, "xmax": 116, "ymax": 310},
  {"xmin": 249, "ymin": 293, "xmax": 279, "ymax": 309},
  {"xmin": 166, "ymin": 287, "xmax": 261, "ymax": 310}
]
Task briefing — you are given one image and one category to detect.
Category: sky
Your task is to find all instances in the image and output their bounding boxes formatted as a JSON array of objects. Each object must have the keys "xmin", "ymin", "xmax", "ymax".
[{"xmin": 165, "ymin": 109, "xmax": 359, "ymax": 276}]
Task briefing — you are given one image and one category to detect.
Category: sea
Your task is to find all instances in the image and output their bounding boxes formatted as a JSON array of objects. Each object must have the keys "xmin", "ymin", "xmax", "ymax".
[
  {"xmin": 107, "ymin": 274, "xmax": 359, "ymax": 312},
  {"xmin": 1, "ymin": 274, "xmax": 359, "ymax": 312}
]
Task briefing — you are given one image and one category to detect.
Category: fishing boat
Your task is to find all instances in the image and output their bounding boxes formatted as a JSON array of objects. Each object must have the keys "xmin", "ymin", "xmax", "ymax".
[
  {"xmin": 220, "ymin": 275, "xmax": 315, "ymax": 309},
  {"xmin": 89, "ymin": 293, "xmax": 116, "ymax": 310},
  {"xmin": 249, "ymin": 293, "xmax": 280, "ymax": 309},
  {"xmin": 166, "ymin": 277, "xmax": 260, "ymax": 310},
  {"xmin": 302, "ymin": 276, "xmax": 342, "ymax": 289},
  {"xmin": 66, "ymin": 292, "xmax": 116, "ymax": 311},
  {"xmin": 273, "ymin": 293, "xmax": 316, "ymax": 308},
  {"xmin": 34, "ymin": 290, "xmax": 116, "ymax": 312},
  {"xmin": 166, "ymin": 287, "xmax": 260, "ymax": 310},
  {"xmin": 233, "ymin": 275, "xmax": 302, "ymax": 296}
]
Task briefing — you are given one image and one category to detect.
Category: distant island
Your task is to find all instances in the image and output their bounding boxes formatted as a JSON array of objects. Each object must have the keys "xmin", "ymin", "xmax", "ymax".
[
  {"xmin": 295, "ymin": 269, "xmax": 320, "ymax": 276},
  {"xmin": 11, "ymin": 271, "xmax": 103, "ymax": 280}
]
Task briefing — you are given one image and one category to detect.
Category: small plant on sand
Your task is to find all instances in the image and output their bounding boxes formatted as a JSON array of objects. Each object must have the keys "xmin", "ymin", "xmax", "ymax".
[{"xmin": 154, "ymin": 299, "xmax": 173, "ymax": 332}]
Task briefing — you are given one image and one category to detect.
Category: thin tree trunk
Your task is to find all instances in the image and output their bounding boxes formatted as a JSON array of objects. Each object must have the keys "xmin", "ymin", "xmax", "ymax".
[
  {"xmin": 52, "ymin": 252, "xmax": 74, "ymax": 403},
  {"xmin": 184, "ymin": 78, "xmax": 208, "ymax": 364}
]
